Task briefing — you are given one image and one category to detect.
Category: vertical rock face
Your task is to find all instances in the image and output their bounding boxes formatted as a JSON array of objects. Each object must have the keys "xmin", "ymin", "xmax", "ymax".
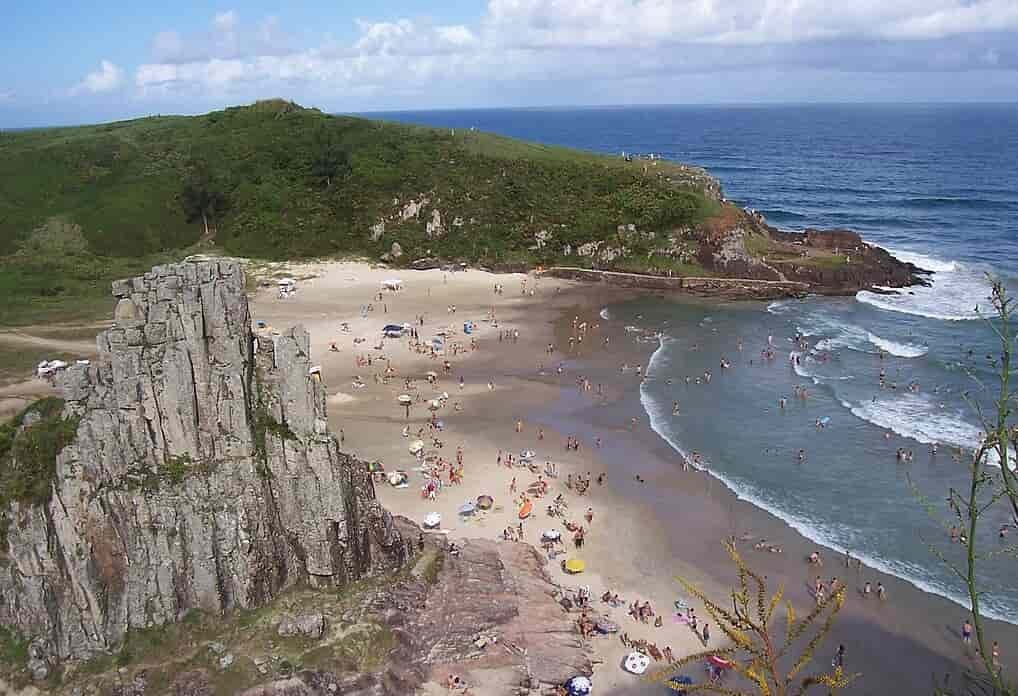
[{"xmin": 0, "ymin": 260, "xmax": 406, "ymax": 661}]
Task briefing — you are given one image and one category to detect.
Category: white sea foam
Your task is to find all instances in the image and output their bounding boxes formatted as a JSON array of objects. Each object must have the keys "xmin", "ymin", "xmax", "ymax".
[
  {"xmin": 847, "ymin": 394, "xmax": 1014, "ymax": 468},
  {"xmin": 797, "ymin": 313, "xmax": 928, "ymax": 358},
  {"xmin": 599, "ymin": 307, "xmax": 611, "ymax": 321},
  {"xmin": 766, "ymin": 301, "xmax": 790, "ymax": 315},
  {"xmin": 866, "ymin": 332, "xmax": 928, "ymax": 358},
  {"xmin": 857, "ymin": 248, "xmax": 993, "ymax": 321},
  {"xmin": 640, "ymin": 336, "xmax": 1016, "ymax": 623}
]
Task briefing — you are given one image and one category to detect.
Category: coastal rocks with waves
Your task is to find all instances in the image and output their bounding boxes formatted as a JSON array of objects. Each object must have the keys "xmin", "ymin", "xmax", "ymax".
[{"xmin": 0, "ymin": 260, "xmax": 407, "ymax": 664}]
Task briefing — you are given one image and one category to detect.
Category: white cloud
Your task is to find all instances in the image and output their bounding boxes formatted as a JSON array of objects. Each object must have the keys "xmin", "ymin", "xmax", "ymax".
[
  {"xmin": 74, "ymin": 60, "xmax": 124, "ymax": 94},
  {"xmin": 128, "ymin": 4, "xmax": 1018, "ymax": 103}
]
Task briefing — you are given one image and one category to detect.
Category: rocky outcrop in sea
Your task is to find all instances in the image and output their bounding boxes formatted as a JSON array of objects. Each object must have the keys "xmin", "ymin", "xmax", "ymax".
[{"xmin": 0, "ymin": 260, "xmax": 407, "ymax": 667}]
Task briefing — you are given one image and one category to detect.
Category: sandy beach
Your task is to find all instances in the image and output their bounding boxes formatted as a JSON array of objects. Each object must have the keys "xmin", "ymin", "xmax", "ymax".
[{"xmin": 247, "ymin": 260, "xmax": 1018, "ymax": 695}]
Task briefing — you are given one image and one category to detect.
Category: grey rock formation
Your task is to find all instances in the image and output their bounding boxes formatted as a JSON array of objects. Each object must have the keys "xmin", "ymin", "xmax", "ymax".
[
  {"xmin": 277, "ymin": 613, "xmax": 326, "ymax": 639},
  {"xmin": 0, "ymin": 260, "xmax": 406, "ymax": 662}
]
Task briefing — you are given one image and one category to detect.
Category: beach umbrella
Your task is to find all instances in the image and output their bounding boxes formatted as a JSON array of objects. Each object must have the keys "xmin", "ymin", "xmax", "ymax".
[
  {"xmin": 623, "ymin": 651, "xmax": 651, "ymax": 675},
  {"xmin": 458, "ymin": 501, "xmax": 476, "ymax": 516},
  {"xmin": 541, "ymin": 529, "xmax": 561, "ymax": 541},
  {"xmin": 409, "ymin": 440, "xmax": 425, "ymax": 454},
  {"xmin": 565, "ymin": 676, "xmax": 592, "ymax": 696},
  {"xmin": 595, "ymin": 617, "xmax": 619, "ymax": 634},
  {"xmin": 428, "ymin": 399, "xmax": 441, "ymax": 411},
  {"xmin": 422, "ymin": 512, "xmax": 442, "ymax": 529},
  {"xmin": 397, "ymin": 394, "xmax": 413, "ymax": 404},
  {"xmin": 564, "ymin": 558, "xmax": 585, "ymax": 574},
  {"xmin": 387, "ymin": 471, "xmax": 408, "ymax": 487},
  {"xmin": 426, "ymin": 371, "xmax": 438, "ymax": 379},
  {"xmin": 520, "ymin": 449, "xmax": 535, "ymax": 461},
  {"xmin": 434, "ymin": 419, "xmax": 445, "ymax": 430},
  {"xmin": 476, "ymin": 495, "xmax": 494, "ymax": 510}
]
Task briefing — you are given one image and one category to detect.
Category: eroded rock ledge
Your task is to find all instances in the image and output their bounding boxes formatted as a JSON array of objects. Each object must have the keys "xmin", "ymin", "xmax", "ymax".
[{"xmin": 0, "ymin": 260, "xmax": 406, "ymax": 666}]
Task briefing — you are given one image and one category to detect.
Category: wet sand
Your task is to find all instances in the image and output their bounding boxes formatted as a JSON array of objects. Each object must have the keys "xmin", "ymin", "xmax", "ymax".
[{"xmin": 246, "ymin": 261, "xmax": 1016, "ymax": 695}]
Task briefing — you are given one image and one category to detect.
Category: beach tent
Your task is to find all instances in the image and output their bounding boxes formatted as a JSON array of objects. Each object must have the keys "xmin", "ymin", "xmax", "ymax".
[
  {"xmin": 463, "ymin": 321, "xmax": 473, "ymax": 335},
  {"xmin": 565, "ymin": 676, "xmax": 592, "ymax": 696},
  {"xmin": 381, "ymin": 278, "xmax": 403, "ymax": 291},
  {"xmin": 422, "ymin": 512, "xmax": 442, "ymax": 529},
  {"xmin": 564, "ymin": 558, "xmax": 585, "ymax": 574},
  {"xmin": 623, "ymin": 651, "xmax": 651, "ymax": 675}
]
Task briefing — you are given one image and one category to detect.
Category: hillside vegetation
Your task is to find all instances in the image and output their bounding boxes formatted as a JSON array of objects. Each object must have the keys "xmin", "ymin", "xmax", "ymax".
[{"xmin": 0, "ymin": 99, "xmax": 722, "ymax": 326}]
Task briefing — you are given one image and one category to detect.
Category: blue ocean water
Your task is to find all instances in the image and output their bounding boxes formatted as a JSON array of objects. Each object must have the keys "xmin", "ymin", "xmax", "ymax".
[{"xmin": 373, "ymin": 105, "xmax": 1018, "ymax": 621}]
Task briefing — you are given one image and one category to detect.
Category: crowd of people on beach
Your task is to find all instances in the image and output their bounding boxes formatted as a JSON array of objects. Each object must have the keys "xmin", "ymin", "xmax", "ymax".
[{"xmin": 321, "ymin": 270, "xmax": 1013, "ymax": 691}]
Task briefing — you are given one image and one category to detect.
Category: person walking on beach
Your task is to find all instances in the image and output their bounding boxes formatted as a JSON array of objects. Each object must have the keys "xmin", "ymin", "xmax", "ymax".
[
  {"xmin": 702, "ymin": 623, "xmax": 710, "ymax": 646},
  {"xmin": 962, "ymin": 619, "xmax": 973, "ymax": 646},
  {"xmin": 832, "ymin": 644, "xmax": 845, "ymax": 670},
  {"xmin": 876, "ymin": 582, "xmax": 886, "ymax": 601},
  {"xmin": 585, "ymin": 508, "xmax": 593, "ymax": 525}
]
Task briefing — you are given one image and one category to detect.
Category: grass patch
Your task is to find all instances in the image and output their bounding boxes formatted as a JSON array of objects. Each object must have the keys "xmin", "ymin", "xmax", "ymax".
[
  {"xmin": 0, "ymin": 397, "xmax": 77, "ymax": 503},
  {"xmin": 0, "ymin": 624, "xmax": 29, "ymax": 669}
]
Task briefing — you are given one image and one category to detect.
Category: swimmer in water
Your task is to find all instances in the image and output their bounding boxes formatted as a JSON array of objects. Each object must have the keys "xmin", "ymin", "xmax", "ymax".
[
  {"xmin": 798, "ymin": 449, "xmax": 807, "ymax": 463},
  {"xmin": 672, "ymin": 401, "xmax": 680, "ymax": 415}
]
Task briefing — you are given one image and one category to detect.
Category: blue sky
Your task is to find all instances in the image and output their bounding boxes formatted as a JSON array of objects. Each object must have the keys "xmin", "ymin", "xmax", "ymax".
[{"xmin": 2, "ymin": 1, "xmax": 1018, "ymax": 127}]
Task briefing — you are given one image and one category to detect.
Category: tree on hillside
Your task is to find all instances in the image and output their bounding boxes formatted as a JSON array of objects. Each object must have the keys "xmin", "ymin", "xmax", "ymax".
[
  {"xmin": 180, "ymin": 160, "xmax": 229, "ymax": 240},
  {"xmin": 646, "ymin": 540, "xmax": 854, "ymax": 695},
  {"xmin": 310, "ymin": 130, "xmax": 350, "ymax": 189}
]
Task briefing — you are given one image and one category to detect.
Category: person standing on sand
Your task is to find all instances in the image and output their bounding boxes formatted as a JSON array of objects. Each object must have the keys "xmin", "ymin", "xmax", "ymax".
[
  {"xmin": 962, "ymin": 619, "xmax": 973, "ymax": 645},
  {"xmin": 516, "ymin": 419, "xmax": 523, "ymax": 433},
  {"xmin": 833, "ymin": 644, "xmax": 845, "ymax": 670},
  {"xmin": 510, "ymin": 477, "xmax": 517, "ymax": 494},
  {"xmin": 877, "ymin": 582, "xmax": 886, "ymax": 600},
  {"xmin": 585, "ymin": 508, "xmax": 593, "ymax": 524},
  {"xmin": 702, "ymin": 623, "xmax": 710, "ymax": 646}
]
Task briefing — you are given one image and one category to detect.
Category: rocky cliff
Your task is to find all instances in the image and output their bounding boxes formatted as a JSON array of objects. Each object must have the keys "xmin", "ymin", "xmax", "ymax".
[{"xmin": 0, "ymin": 260, "xmax": 407, "ymax": 669}]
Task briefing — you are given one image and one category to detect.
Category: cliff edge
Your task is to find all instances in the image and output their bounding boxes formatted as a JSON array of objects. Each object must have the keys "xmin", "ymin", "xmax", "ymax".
[{"xmin": 0, "ymin": 260, "xmax": 407, "ymax": 669}]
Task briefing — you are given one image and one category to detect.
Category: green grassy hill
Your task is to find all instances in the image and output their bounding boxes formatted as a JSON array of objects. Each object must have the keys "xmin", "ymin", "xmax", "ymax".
[{"xmin": 0, "ymin": 99, "xmax": 724, "ymax": 326}]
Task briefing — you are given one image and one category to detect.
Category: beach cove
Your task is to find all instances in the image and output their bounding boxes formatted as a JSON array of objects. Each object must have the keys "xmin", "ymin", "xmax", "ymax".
[{"xmin": 247, "ymin": 260, "xmax": 1018, "ymax": 695}]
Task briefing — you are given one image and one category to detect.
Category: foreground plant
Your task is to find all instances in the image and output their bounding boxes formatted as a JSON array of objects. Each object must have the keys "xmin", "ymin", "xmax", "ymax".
[
  {"xmin": 930, "ymin": 279, "xmax": 1017, "ymax": 696},
  {"xmin": 645, "ymin": 540, "xmax": 855, "ymax": 695}
]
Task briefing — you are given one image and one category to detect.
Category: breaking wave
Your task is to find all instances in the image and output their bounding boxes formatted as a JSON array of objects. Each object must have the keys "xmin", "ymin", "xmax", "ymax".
[{"xmin": 856, "ymin": 249, "xmax": 992, "ymax": 321}]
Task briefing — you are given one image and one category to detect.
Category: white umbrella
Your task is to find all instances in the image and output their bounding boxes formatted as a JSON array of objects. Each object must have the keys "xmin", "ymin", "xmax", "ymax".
[
  {"xmin": 428, "ymin": 400, "xmax": 442, "ymax": 411},
  {"xmin": 520, "ymin": 450, "xmax": 536, "ymax": 461},
  {"xmin": 623, "ymin": 651, "xmax": 651, "ymax": 675},
  {"xmin": 565, "ymin": 676, "xmax": 592, "ymax": 695},
  {"xmin": 541, "ymin": 529, "xmax": 561, "ymax": 541},
  {"xmin": 409, "ymin": 440, "xmax": 425, "ymax": 454},
  {"xmin": 423, "ymin": 512, "xmax": 442, "ymax": 529},
  {"xmin": 458, "ymin": 501, "xmax": 476, "ymax": 516},
  {"xmin": 398, "ymin": 394, "xmax": 413, "ymax": 404},
  {"xmin": 426, "ymin": 371, "xmax": 438, "ymax": 379}
]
